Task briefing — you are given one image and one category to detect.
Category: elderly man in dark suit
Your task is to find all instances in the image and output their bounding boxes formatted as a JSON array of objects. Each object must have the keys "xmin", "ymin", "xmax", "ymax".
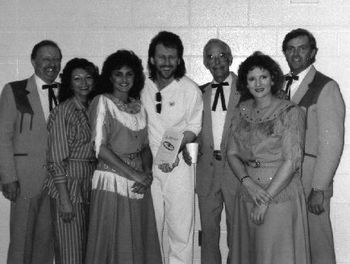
[
  {"xmin": 282, "ymin": 28, "xmax": 345, "ymax": 264},
  {"xmin": 196, "ymin": 39, "xmax": 240, "ymax": 264},
  {"xmin": 0, "ymin": 40, "xmax": 62, "ymax": 264}
]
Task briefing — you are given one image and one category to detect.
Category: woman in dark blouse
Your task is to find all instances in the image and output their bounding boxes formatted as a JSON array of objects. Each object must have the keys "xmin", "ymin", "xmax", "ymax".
[{"xmin": 42, "ymin": 58, "xmax": 99, "ymax": 264}]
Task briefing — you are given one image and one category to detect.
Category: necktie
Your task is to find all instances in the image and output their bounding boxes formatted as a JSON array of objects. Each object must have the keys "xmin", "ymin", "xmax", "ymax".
[
  {"xmin": 212, "ymin": 82, "xmax": 229, "ymax": 111},
  {"xmin": 285, "ymin": 75, "xmax": 299, "ymax": 100},
  {"xmin": 42, "ymin": 83, "xmax": 59, "ymax": 111}
]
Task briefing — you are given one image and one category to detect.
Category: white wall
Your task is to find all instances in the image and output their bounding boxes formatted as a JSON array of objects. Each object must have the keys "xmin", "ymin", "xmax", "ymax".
[{"xmin": 0, "ymin": 0, "xmax": 349, "ymax": 263}]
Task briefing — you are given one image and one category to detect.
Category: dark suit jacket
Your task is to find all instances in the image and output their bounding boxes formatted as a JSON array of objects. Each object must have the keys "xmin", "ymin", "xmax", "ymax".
[
  {"xmin": 196, "ymin": 72, "xmax": 241, "ymax": 196},
  {"xmin": 291, "ymin": 66, "xmax": 345, "ymax": 197},
  {"xmin": 0, "ymin": 75, "xmax": 48, "ymax": 198}
]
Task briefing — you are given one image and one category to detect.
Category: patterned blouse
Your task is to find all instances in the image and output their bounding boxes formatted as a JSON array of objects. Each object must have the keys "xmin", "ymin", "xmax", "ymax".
[
  {"xmin": 42, "ymin": 97, "xmax": 96, "ymax": 203},
  {"xmin": 227, "ymin": 98, "xmax": 306, "ymax": 203}
]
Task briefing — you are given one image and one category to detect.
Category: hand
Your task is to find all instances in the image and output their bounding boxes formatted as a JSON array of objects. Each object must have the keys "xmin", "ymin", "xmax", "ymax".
[
  {"xmin": 242, "ymin": 178, "xmax": 272, "ymax": 206},
  {"xmin": 131, "ymin": 182, "xmax": 148, "ymax": 194},
  {"xmin": 2, "ymin": 181, "xmax": 20, "ymax": 202},
  {"xmin": 250, "ymin": 204, "xmax": 268, "ymax": 225},
  {"xmin": 133, "ymin": 171, "xmax": 153, "ymax": 188},
  {"xmin": 307, "ymin": 189, "xmax": 325, "ymax": 215},
  {"xmin": 59, "ymin": 197, "xmax": 75, "ymax": 223},
  {"xmin": 158, "ymin": 156, "xmax": 180, "ymax": 173},
  {"xmin": 182, "ymin": 148, "xmax": 192, "ymax": 166}
]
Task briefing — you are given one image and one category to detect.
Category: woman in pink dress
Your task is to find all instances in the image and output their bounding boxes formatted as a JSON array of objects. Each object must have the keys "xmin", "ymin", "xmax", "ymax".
[
  {"xmin": 86, "ymin": 50, "xmax": 162, "ymax": 264},
  {"xmin": 227, "ymin": 52, "xmax": 310, "ymax": 264}
]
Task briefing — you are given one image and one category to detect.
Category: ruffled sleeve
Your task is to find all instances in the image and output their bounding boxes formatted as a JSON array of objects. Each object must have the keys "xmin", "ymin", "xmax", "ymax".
[
  {"xmin": 89, "ymin": 95, "xmax": 111, "ymax": 157},
  {"xmin": 280, "ymin": 105, "xmax": 305, "ymax": 171}
]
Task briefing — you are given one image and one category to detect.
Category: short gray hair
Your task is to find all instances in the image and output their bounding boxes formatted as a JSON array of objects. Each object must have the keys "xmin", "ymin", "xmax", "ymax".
[{"xmin": 203, "ymin": 38, "xmax": 233, "ymax": 65}]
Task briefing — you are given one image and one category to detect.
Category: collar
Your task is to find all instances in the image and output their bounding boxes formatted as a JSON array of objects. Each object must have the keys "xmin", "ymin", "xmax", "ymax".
[
  {"xmin": 288, "ymin": 65, "xmax": 313, "ymax": 83},
  {"xmin": 212, "ymin": 73, "xmax": 233, "ymax": 87},
  {"xmin": 34, "ymin": 74, "xmax": 47, "ymax": 91},
  {"xmin": 34, "ymin": 74, "xmax": 59, "ymax": 91},
  {"xmin": 72, "ymin": 96, "xmax": 88, "ymax": 111}
]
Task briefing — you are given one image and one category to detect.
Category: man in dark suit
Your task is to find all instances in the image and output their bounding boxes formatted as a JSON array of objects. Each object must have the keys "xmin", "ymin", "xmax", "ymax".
[
  {"xmin": 0, "ymin": 40, "xmax": 62, "ymax": 264},
  {"xmin": 282, "ymin": 28, "xmax": 345, "ymax": 264},
  {"xmin": 196, "ymin": 39, "xmax": 240, "ymax": 264}
]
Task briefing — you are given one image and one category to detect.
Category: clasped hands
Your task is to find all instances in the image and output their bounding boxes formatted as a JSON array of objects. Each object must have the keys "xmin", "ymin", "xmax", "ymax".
[
  {"xmin": 131, "ymin": 170, "xmax": 153, "ymax": 194},
  {"xmin": 243, "ymin": 178, "xmax": 272, "ymax": 225}
]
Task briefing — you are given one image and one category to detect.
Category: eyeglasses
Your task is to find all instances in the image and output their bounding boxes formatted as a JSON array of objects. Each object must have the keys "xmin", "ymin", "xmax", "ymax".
[
  {"xmin": 155, "ymin": 92, "xmax": 162, "ymax": 114},
  {"xmin": 206, "ymin": 53, "xmax": 229, "ymax": 65}
]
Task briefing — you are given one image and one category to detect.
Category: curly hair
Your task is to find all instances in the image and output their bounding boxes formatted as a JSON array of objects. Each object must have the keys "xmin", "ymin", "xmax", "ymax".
[
  {"xmin": 147, "ymin": 31, "xmax": 186, "ymax": 81},
  {"xmin": 237, "ymin": 51, "xmax": 284, "ymax": 102},
  {"xmin": 58, "ymin": 58, "xmax": 99, "ymax": 103},
  {"xmin": 100, "ymin": 50, "xmax": 145, "ymax": 100},
  {"xmin": 282, "ymin": 28, "xmax": 318, "ymax": 64}
]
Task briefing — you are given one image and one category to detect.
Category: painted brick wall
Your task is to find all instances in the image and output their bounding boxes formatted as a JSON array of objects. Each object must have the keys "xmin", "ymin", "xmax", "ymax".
[{"xmin": 0, "ymin": 0, "xmax": 349, "ymax": 263}]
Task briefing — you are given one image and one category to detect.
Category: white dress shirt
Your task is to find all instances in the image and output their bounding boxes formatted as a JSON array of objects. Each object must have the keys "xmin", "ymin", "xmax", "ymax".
[
  {"xmin": 211, "ymin": 74, "xmax": 232, "ymax": 151},
  {"xmin": 34, "ymin": 75, "xmax": 58, "ymax": 121},
  {"xmin": 286, "ymin": 65, "xmax": 312, "ymax": 99}
]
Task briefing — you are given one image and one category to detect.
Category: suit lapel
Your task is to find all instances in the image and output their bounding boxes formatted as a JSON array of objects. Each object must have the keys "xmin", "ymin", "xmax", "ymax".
[
  {"xmin": 26, "ymin": 75, "xmax": 46, "ymax": 124},
  {"xmin": 220, "ymin": 72, "xmax": 239, "ymax": 151},
  {"xmin": 292, "ymin": 66, "xmax": 316, "ymax": 104},
  {"xmin": 203, "ymin": 82, "xmax": 214, "ymax": 146}
]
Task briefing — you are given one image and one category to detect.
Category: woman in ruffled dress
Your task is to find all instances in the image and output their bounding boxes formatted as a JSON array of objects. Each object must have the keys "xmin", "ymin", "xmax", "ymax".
[
  {"xmin": 85, "ymin": 50, "xmax": 162, "ymax": 264},
  {"xmin": 227, "ymin": 52, "xmax": 310, "ymax": 264},
  {"xmin": 42, "ymin": 58, "xmax": 99, "ymax": 264}
]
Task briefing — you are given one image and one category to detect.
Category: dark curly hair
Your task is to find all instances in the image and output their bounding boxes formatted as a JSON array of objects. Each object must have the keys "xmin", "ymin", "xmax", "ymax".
[
  {"xmin": 58, "ymin": 58, "xmax": 99, "ymax": 103},
  {"xmin": 237, "ymin": 51, "xmax": 284, "ymax": 102},
  {"xmin": 147, "ymin": 31, "xmax": 186, "ymax": 81},
  {"xmin": 282, "ymin": 28, "xmax": 318, "ymax": 64},
  {"xmin": 100, "ymin": 50, "xmax": 145, "ymax": 100}
]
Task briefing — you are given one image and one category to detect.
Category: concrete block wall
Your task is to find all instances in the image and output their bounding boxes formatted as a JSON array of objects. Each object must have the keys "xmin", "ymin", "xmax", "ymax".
[{"xmin": 0, "ymin": 0, "xmax": 349, "ymax": 263}]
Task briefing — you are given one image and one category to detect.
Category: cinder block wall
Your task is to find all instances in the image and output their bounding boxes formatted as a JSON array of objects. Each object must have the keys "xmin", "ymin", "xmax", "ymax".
[{"xmin": 0, "ymin": 1, "xmax": 349, "ymax": 263}]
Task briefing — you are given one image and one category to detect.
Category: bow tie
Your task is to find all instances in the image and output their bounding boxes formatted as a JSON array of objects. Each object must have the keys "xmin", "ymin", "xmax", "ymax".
[
  {"xmin": 211, "ymin": 82, "xmax": 229, "ymax": 89},
  {"xmin": 211, "ymin": 82, "xmax": 229, "ymax": 111},
  {"xmin": 42, "ymin": 83, "xmax": 59, "ymax": 111},
  {"xmin": 285, "ymin": 75, "xmax": 299, "ymax": 82},
  {"xmin": 284, "ymin": 75, "xmax": 298, "ymax": 100},
  {"xmin": 42, "ymin": 83, "xmax": 59, "ymax": 90}
]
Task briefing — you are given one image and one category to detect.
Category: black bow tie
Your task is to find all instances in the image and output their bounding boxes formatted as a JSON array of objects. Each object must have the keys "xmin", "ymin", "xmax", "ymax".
[
  {"xmin": 284, "ymin": 75, "xmax": 298, "ymax": 100},
  {"xmin": 211, "ymin": 82, "xmax": 229, "ymax": 89},
  {"xmin": 285, "ymin": 75, "xmax": 299, "ymax": 82},
  {"xmin": 211, "ymin": 82, "xmax": 229, "ymax": 111},
  {"xmin": 42, "ymin": 83, "xmax": 59, "ymax": 90},
  {"xmin": 42, "ymin": 83, "xmax": 59, "ymax": 111}
]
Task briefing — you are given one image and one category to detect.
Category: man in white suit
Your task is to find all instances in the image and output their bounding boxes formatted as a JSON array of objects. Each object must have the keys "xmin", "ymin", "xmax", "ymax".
[
  {"xmin": 0, "ymin": 40, "xmax": 62, "ymax": 264},
  {"xmin": 282, "ymin": 28, "xmax": 345, "ymax": 264}
]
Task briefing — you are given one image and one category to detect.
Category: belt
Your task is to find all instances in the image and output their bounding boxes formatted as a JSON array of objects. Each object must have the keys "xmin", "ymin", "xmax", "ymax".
[
  {"xmin": 244, "ymin": 159, "xmax": 281, "ymax": 168},
  {"xmin": 68, "ymin": 158, "xmax": 96, "ymax": 163},
  {"xmin": 213, "ymin": 150, "xmax": 222, "ymax": 161},
  {"xmin": 118, "ymin": 151, "xmax": 141, "ymax": 160}
]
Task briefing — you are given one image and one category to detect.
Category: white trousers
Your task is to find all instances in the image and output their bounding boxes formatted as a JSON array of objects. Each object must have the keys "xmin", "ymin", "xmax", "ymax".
[{"xmin": 152, "ymin": 157, "xmax": 194, "ymax": 264}]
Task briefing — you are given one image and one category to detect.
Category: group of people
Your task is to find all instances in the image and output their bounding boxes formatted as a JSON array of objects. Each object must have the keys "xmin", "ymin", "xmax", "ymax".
[{"xmin": 0, "ymin": 28, "xmax": 344, "ymax": 264}]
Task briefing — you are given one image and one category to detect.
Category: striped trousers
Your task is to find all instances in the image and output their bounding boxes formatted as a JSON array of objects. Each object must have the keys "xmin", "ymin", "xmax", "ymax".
[{"xmin": 50, "ymin": 198, "xmax": 89, "ymax": 264}]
